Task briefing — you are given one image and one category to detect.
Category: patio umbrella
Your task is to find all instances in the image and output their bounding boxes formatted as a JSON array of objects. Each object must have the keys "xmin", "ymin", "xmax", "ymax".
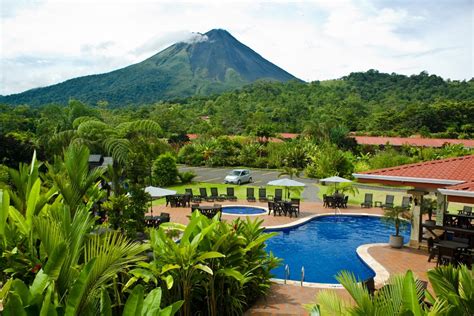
[
  {"xmin": 267, "ymin": 178, "xmax": 305, "ymax": 199},
  {"xmin": 319, "ymin": 176, "xmax": 351, "ymax": 192},
  {"xmin": 144, "ymin": 186, "xmax": 177, "ymax": 215},
  {"xmin": 144, "ymin": 186, "xmax": 176, "ymax": 198}
]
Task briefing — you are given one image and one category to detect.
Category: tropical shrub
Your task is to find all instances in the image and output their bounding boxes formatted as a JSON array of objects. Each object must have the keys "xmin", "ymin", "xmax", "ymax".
[
  {"xmin": 305, "ymin": 143, "xmax": 354, "ymax": 179},
  {"xmin": 152, "ymin": 152, "xmax": 178, "ymax": 186},
  {"xmin": 129, "ymin": 212, "xmax": 281, "ymax": 316},
  {"xmin": 177, "ymin": 171, "xmax": 196, "ymax": 184},
  {"xmin": 305, "ymin": 264, "xmax": 473, "ymax": 316}
]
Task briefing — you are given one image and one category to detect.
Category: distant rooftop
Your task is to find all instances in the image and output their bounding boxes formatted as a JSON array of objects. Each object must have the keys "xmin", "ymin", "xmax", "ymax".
[{"xmin": 352, "ymin": 136, "xmax": 474, "ymax": 148}]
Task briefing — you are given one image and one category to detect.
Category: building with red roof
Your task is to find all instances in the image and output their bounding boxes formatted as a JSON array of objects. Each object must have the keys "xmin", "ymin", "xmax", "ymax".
[
  {"xmin": 353, "ymin": 154, "xmax": 474, "ymax": 247},
  {"xmin": 352, "ymin": 136, "xmax": 474, "ymax": 148}
]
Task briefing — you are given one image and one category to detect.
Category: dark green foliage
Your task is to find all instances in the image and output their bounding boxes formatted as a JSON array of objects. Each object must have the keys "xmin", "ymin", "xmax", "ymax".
[
  {"xmin": 177, "ymin": 171, "xmax": 196, "ymax": 184},
  {"xmin": 122, "ymin": 185, "xmax": 149, "ymax": 239},
  {"xmin": 139, "ymin": 212, "xmax": 281, "ymax": 316},
  {"xmin": 152, "ymin": 153, "xmax": 178, "ymax": 186}
]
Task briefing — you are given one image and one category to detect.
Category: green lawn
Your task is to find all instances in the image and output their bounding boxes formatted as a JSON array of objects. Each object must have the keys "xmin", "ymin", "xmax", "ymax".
[
  {"xmin": 317, "ymin": 184, "xmax": 467, "ymax": 213},
  {"xmin": 317, "ymin": 184, "xmax": 408, "ymax": 207},
  {"xmin": 152, "ymin": 182, "xmax": 303, "ymax": 205}
]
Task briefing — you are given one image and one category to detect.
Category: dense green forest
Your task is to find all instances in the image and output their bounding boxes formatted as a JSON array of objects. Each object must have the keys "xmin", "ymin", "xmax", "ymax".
[
  {"xmin": 2, "ymin": 70, "xmax": 473, "ymax": 139},
  {"xmin": 1, "ymin": 70, "xmax": 473, "ymax": 181}
]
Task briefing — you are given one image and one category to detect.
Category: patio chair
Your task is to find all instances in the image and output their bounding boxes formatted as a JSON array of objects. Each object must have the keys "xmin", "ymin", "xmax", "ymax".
[
  {"xmin": 159, "ymin": 212, "xmax": 170, "ymax": 223},
  {"xmin": 363, "ymin": 277, "xmax": 375, "ymax": 296},
  {"xmin": 401, "ymin": 196, "xmax": 411, "ymax": 210},
  {"xmin": 342, "ymin": 196, "xmax": 348, "ymax": 208},
  {"xmin": 226, "ymin": 187, "xmax": 237, "ymax": 201},
  {"xmin": 258, "ymin": 188, "xmax": 268, "ymax": 202},
  {"xmin": 323, "ymin": 194, "xmax": 329, "ymax": 207},
  {"xmin": 273, "ymin": 202, "xmax": 283, "ymax": 216},
  {"xmin": 210, "ymin": 187, "xmax": 225, "ymax": 201},
  {"xmin": 186, "ymin": 188, "xmax": 201, "ymax": 203},
  {"xmin": 381, "ymin": 195, "xmax": 395, "ymax": 209},
  {"xmin": 436, "ymin": 246, "xmax": 456, "ymax": 267},
  {"xmin": 199, "ymin": 187, "xmax": 214, "ymax": 202},
  {"xmin": 462, "ymin": 206, "xmax": 472, "ymax": 215},
  {"xmin": 360, "ymin": 193, "xmax": 373, "ymax": 208},
  {"xmin": 191, "ymin": 203, "xmax": 200, "ymax": 213},
  {"xmin": 267, "ymin": 201, "xmax": 275, "ymax": 215},
  {"xmin": 274, "ymin": 189, "xmax": 283, "ymax": 202},
  {"xmin": 288, "ymin": 204, "xmax": 299, "ymax": 218},
  {"xmin": 427, "ymin": 237, "xmax": 438, "ymax": 262},
  {"xmin": 247, "ymin": 187, "xmax": 256, "ymax": 202}
]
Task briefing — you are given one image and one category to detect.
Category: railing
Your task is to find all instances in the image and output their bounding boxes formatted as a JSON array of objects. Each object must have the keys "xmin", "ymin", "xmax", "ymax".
[{"xmin": 284, "ymin": 264, "xmax": 290, "ymax": 284}]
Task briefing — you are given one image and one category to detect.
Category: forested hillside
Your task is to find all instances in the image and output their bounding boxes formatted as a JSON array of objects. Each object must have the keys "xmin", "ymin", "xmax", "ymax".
[{"xmin": 1, "ymin": 70, "xmax": 473, "ymax": 142}]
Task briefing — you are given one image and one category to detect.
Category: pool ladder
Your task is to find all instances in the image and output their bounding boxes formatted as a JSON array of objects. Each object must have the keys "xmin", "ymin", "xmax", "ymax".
[{"xmin": 283, "ymin": 264, "xmax": 305, "ymax": 286}]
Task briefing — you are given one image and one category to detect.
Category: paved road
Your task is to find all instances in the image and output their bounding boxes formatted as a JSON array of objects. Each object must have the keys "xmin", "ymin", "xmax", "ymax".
[{"xmin": 178, "ymin": 165, "xmax": 322, "ymax": 202}]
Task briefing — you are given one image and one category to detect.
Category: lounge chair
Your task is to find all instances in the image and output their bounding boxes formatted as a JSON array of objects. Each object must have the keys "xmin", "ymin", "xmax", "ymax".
[
  {"xmin": 199, "ymin": 188, "xmax": 214, "ymax": 202},
  {"xmin": 274, "ymin": 189, "xmax": 283, "ymax": 202},
  {"xmin": 247, "ymin": 187, "xmax": 256, "ymax": 202},
  {"xmin": 210, "ymin": 187, "xmax": 225, "ymax": 201},
  {"xmin": 226, "ymin": 187, "xmax": 237, "ymax": 201},
  {"xmin": 401, "ymin": 196, "xmax": 411, "ymax": 210},
  {"xmin": 360, "ymin": 193, "xmax": 373, "ymax": 208},
  {"xmin": 258, "ymin": 188, "xmax": 268, "ymax": 202},
  {"xmin": 381, "ymin": 195, "xmax": 395, "ymax": 209},
  {"xmin": 186, "ymin": 188, "xmax": 201, "ymax": 203}
]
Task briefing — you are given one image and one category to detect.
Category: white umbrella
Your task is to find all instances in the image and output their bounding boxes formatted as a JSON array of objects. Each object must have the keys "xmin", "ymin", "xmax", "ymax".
[
  {"xmin": 144, "ymin": 186, "xmax": 177, "ymax": 198},
  {"xmin": 144, "ymin": 186, "xmax": 177, "ymax": 215},
  {"xmin": 319, "ymin": 176, "xmax": 351, "ymax": 192},
  {"xmin": 267, "ymin": 179, "xmax": 305, "ymax": 199}
]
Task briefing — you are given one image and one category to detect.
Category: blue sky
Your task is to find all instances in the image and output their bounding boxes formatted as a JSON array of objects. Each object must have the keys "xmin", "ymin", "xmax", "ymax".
[{"xmin": 1, "ymin": 0, "xmax": 472, "ymax": 95}]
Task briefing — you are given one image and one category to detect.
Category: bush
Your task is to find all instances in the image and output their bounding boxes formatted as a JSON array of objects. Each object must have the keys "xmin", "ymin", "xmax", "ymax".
[
  {"xmin": 305, "ymin": 143, "xmax": 354, "ymax": 178},
  {"xmin": 152, "ymin": 153, "xmax": 178, "ymax": 186},
  {"xmin": 178, "ymin": 144, "xmax": 204, "ymax": 166},
  {"xmin": 177, "ymin": 171, "xmax": 196, "ymax": 184},
  {"xmin": 133, "ymin": 213, "xmax": 281, "ymax": 316}
]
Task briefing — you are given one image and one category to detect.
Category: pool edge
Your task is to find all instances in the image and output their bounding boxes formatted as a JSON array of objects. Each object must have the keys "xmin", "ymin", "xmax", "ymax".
[{"xmin": 265, "ymin": 213, "xmax": 403, "ymax": 288}]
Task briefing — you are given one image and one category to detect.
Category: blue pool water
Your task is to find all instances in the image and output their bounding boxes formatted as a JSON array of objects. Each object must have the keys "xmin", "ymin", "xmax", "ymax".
[
  {"xmin": 222, "ymin": 206, "xmax": 266, "ymax": 215},
  {"xmin": 265, "ymin": 215, "xmax": 411, "ymax": 284}
]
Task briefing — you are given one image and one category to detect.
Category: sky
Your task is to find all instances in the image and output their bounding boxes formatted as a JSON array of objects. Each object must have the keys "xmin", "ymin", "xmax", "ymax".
[{"xmin": 1, "ymin": 0, "xmax": 473, "ymax": 95}]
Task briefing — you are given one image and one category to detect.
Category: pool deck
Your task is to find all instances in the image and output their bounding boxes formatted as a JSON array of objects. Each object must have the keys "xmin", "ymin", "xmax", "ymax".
[{"xmin": 150, "ymin": 200, "xmax": 436, "ymax": 316}]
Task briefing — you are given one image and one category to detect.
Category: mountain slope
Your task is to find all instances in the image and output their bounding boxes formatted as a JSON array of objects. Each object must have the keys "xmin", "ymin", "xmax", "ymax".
[{"xmin": 1, "ymin": 29, "xmax": 299, "ymax": 106}]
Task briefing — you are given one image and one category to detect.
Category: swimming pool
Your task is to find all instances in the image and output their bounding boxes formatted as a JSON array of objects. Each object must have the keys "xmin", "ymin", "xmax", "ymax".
[
  {"xmin": 222, "ymin": 205, "xmax": 267, "ymax": 215},
  {"xmin": 265, "ymin": 215, "xmax": 411, "ymax": 284}
]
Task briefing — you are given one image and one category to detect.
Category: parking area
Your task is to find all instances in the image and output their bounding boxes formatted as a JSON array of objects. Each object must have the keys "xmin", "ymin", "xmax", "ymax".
[{"xmin": 178, "ymin": 165, "xmax": 321, "ymax": 202}]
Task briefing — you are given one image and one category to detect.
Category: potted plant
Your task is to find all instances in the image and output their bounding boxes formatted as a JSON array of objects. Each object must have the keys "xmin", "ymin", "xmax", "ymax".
[
  {"xmin": 421, "ymin": 197, "xmax": 437, "ymax": 226},
  {"xmin": 383, "ymin": 205, "xmax": 411, "ymax": 248}
]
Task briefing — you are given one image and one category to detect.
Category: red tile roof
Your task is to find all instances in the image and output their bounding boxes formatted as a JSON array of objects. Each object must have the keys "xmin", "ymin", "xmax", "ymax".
[
  {"xmin": 187, "ymin": 134, "xmax": 199, "ymax": 140},
  {"xmin": 352, "ymin": 136, "xmax": 474, "ymax": 148},
  {"xmin": 358, "ymin": 155, "xmax": 474, "ymax": 182},
  {"xmin": 446, "ymin": 180, "xmax": 474, "ymax": 192}
]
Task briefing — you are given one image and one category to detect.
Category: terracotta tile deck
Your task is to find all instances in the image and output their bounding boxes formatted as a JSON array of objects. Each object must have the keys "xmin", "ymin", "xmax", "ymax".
[{"xmin": 149, "ymin": 201, "xmax": 435, "ymax": 316}]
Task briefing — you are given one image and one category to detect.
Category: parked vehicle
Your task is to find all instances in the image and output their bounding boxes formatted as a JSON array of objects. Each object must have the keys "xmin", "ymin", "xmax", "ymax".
[{"xmin": 224, "ymin": 169, "xmax": 252, "ymax": 185}]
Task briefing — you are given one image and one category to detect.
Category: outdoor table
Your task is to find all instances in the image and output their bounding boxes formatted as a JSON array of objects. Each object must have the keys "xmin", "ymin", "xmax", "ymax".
[
  {"xmin": 196, "ymin": 205, "xmax": 221, "ymax": 219},
  {"xmin": 437, "ymin": 240, "xmax": 469, "ymax": 250},
  {"xmin": 171, "ymin": 194, "xmax": 190, "ymax": 207}
]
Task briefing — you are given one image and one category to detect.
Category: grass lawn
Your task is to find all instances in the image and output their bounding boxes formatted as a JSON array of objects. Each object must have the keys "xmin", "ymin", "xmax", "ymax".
[
  {"xmin": 317, "ymin": 184, "xmax": 468, "ymax": 213},
  {"xmin": 152, "ymin": 182, "xmax": 303, "ymax": 206},
  {"xmin": 317, "ymin": 184, "xmax": 407, "ymax": 207}
]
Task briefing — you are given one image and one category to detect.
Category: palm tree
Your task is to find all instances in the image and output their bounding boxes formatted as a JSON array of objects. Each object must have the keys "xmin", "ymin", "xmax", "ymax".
[
  {"xmin": 47, "ymin": 144, "xmax": 105, "ymax": 214},
  {"xmin": 278, "ymin": 166, "xmax": 301, "ymax": 179}
]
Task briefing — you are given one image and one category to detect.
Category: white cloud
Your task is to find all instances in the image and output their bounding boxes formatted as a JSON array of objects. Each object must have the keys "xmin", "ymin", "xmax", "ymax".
[{"xmin": 0, "ymin": 0, "xmax": 472, "ymax": 95}]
